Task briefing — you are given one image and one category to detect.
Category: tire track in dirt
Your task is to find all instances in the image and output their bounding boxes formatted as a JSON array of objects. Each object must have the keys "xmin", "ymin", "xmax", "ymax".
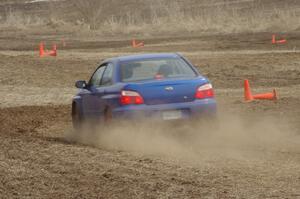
[{"xmin": 1, "ymin": 105, "xmax": 300, "ymax": 198}]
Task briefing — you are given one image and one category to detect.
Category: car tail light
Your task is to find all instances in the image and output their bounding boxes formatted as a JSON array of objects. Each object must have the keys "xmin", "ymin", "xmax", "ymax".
[
  {"xmin": 195, "ymin": 83, "xmax": 214, "ymax": 99},
  {"xmin": 120, "ymin": 90, "xmax": 144, "ymax": 105}
]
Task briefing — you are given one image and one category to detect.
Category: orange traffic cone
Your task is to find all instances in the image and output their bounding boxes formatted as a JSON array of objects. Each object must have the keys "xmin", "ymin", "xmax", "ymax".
[
  {"xmin": 48, "ymin": 44, "xmax": 57, "ymax": 57},
  {"xmin": 132, "ymin": 39, "xmax": 144, "ymax": 48},
  {"xmin": 244, "ymin": 79, "xmax": 278, "ymax": 102},
  {"xmin": 272, "ymin": 34, "xmax": 276, "ymax": 44},
  {"xmin": 272, "ymin": 34, "xmax": 287, "ymax": 44},
  {"xmin": 253, "ymin": 89, "xmax": 277, "ymax": 100},
  {"xmin": 276, "ymin": 39, "xmax": 287, "ymax": 44},
  {"xmin": 39, "ymin": 42, "xmax": 57, "ymax": 57},
  {"xmin": 39, "ymin": 42, "xmax": 45, "ymax": 57},
  {"xmin": 131, "ymin": 39, "xmax": 135, "ymax": 47},
  {"xmin": 244, "ymin": 79, "xmax": 254, "ymax": 102}
]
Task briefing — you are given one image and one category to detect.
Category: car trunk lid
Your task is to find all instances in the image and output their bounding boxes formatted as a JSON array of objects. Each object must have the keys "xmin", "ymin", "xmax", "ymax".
[{"xmin": 123, "ymin": 77, "xmax": 208, "ymax": 105}]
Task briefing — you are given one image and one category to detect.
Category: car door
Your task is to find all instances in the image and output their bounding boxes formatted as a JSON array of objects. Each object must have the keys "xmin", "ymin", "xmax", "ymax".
[
  {"xmin": 81, "ymin": 63, "xmax": 115, "ymax": 119},
  {"xmin": 90, "ymin": 63, "xmax": 115, "ymax": 117},
  {"xmin": 98, "ymin": 63, "xmax": 115, "ymax": 111},
  {"xmin": 81, "ymin": 64, "xmax": 107, "ymax": 117}
]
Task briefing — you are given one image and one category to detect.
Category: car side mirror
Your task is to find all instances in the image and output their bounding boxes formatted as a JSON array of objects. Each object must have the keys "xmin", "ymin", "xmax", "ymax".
[{"xmin": 75, "ymin": 80, "xmax": 87, "ymax": 89}]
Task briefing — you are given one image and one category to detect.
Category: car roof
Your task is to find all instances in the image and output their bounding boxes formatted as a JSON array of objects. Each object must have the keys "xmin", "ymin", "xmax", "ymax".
[{"xmin": 103, "ymin": 53, "xmax": 181, "ymax": 63}]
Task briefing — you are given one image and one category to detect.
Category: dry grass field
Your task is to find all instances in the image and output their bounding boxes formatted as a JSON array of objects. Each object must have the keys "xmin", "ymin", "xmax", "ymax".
[{"xmin": 1, "ymin": 0, "xmax": 300, "ymax": 198}]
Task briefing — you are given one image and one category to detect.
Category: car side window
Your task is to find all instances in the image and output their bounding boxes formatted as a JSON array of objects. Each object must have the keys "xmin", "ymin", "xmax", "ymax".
[
  {"xmin": 101, "ymin": 63, "xmax": 114, "ymax": 86},
  {"xmin": 89, "ymin": 65, "xmax": 106, "ymax": 87}
]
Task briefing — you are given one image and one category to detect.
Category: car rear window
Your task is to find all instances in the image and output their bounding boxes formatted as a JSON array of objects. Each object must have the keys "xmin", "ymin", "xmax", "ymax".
[{"xmin": 120, "ymin": 58, "xmax": 197, "ymax": 82}]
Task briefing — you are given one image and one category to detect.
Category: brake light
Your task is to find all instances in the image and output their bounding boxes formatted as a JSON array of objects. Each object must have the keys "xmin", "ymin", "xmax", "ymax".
[
  {"xmin": 195, "ymin": 83, "xmax": 214, "ymax": 99},
  {"xmin": 120, "ymin": 90, "xmax": 144, "ymax": 105}
]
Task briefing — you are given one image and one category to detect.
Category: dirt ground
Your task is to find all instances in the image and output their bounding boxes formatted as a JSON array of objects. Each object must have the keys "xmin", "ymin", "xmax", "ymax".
[{"xmin": 1, "ymin": 25, "xmax": 300, "ymax": 198}]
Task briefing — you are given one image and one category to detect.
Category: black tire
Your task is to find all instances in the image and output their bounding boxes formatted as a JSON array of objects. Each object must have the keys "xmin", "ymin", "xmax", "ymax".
[
  {"xmin": 104, "ymin": 107, "xmax": 112, "ymax": 125},
  {"xmin": 72, "ymin": 103, "xmax": 83, "ymax": 131}
]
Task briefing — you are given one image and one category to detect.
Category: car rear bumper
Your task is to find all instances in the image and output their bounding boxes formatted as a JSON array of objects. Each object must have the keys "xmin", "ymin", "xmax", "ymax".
[{"xmin": 112, "ymin": 98, "xmax": 217, "ymax": 121}]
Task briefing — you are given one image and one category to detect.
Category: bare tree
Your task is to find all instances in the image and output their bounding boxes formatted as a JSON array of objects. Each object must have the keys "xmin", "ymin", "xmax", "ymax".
[{"xmin": 73, "ymin": 0, "xmax": 105, "ymax": 30}]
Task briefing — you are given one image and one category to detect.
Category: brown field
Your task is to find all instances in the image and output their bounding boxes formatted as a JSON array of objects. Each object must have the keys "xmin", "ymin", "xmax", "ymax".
[{"xmin": 1, "ymin": 0, "xmax": 300, "ymax": 198}]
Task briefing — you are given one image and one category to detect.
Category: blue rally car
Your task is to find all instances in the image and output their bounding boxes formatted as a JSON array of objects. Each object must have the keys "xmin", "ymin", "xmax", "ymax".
[{"xmin": 72, "ymin": 53, "xmax": 216, "ymax": 128}]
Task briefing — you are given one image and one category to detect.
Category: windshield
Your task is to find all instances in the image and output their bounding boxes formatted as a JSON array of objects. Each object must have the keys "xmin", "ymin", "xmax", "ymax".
[{"xmin": 120, "ymin": 57, "xmax": 197, "ymax": 82}]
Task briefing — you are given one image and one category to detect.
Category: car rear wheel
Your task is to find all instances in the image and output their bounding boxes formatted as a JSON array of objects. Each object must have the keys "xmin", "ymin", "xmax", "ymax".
[
  {"xmin": 104, "ymin": 108, "xmax": 112, "ymax": 125},
  {"xmin": 72, "ymin": 103, "xmax": 83, "ymax": 131}
]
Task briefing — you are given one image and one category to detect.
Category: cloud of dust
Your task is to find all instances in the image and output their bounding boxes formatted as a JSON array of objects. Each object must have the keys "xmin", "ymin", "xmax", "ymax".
[{"xmin": 69, "ymin": 113, "xmax": 300, "ymax": 163}]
